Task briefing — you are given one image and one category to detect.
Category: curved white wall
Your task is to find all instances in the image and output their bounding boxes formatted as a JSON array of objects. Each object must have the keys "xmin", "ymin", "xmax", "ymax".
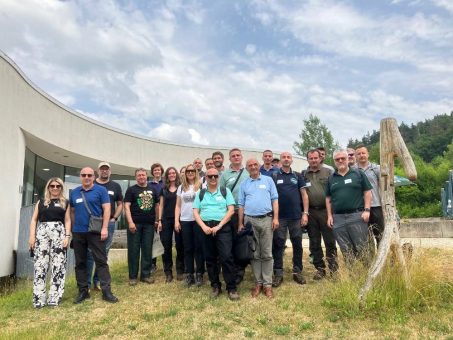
[{"xmin": 0, "ymin": 52, "xmax": 307, "ymax": 276}]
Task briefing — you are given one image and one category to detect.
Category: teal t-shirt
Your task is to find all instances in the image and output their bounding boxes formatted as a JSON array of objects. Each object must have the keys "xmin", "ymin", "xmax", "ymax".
[
  {"xmin": 193, "ymin": 187, "xmax": 235, "ymax": 221},
  {"xmin": 219, "ymin": 168, "xmax": 249, "ymax": 206}
]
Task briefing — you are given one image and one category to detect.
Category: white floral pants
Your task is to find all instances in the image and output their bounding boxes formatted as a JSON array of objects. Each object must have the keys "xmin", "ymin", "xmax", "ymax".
[{"xmin": 33, "ymin": 221, "xmax": 67, "ymax": 308}]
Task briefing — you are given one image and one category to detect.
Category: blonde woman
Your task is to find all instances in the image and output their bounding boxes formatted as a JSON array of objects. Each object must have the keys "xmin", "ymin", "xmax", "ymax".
[
  {"xmin": 28, "ymin": 178, "xmax": 71, "ymax": 308},
  {"xmin": 175, "ymin": 164, "xmax": 205, "ymax": 287}
]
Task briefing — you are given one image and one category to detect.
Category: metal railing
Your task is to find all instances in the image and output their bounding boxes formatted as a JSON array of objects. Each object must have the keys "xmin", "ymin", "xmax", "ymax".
[{"xmin": 441, "ymin": 170, "xmax": 453, "ymax": 219}]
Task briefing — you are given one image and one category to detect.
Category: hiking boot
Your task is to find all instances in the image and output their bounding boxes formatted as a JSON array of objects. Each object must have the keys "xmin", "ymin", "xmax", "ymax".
[
  {"xmin": 263, "ymin": 286, "xmax": 273, "ymax": 298},
  {"xmin": 165, "ymin": 273, "xmax": 173, "ymax": 283},
  {"xmin": 272, "ymin": 275, "xmax": 283, "ymax": 288},
  {"xmin": 176, "ymin": 273, "xmax": 184, "ymax": 281},
  {"xmin": 102, "ymin": 290, "xmax": 119, "ymax": 303},
  {"xmin": 185, "ymin": 274, "xmax": 195, "ymax": 287},
  {"xmin": 211, "ymin": 287, "xmax": 222, "ymax": 299},
  {"xmin": 313, "ymin": 270, "xmax": 326, "ymax": 281},
  {"xmin": 141, "ymin": 276, "xmax": 155, "ymax": 284},
  {"xmin": 228, "ymin": 290, "xmax": 240, "ymax": 301},
  {"xmin": 251, "ymin": 284, "xmax": 262, "ymax": 298},
  {"xmin": 293, "ymin": 272, "xmax": 307, "ymax": 285},
  {"xmin": 195, "ymin": 273, "xmax": 204, "ymax": 287},
  {"xmin": 74, "ymin": 290, "xmax": 90, "ymax": 304}
]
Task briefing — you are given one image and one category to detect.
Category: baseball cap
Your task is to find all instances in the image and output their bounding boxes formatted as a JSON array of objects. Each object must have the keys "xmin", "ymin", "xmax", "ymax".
[{"xmin": 98, "ymin": 161, "xmax": 111, "ymax": 169}]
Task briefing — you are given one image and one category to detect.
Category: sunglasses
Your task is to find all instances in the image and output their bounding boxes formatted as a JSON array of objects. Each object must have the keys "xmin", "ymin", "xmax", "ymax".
[
  {"xmin": 348, "ymin": 153, "xmax": 355, "ymax": 157},
  {"xmin": 185, "ymin": 169, "xmax": 196, "ymax": 174},
  {"xmin": 80, "ymin": 173, "xmax": 94, "ymax": 178},
  {"xmin": 49, "ymin": 184, "xmax": 62, "ymax": 189},
  {"xmin": 207, "ymin": 174, "xmax": 219, "ymax": 179},
  {"xmin": 334, "ymin": 157, "xmax": 347, "ymax": 162}
]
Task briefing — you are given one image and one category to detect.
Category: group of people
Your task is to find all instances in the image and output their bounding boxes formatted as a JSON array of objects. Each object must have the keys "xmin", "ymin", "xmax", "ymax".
[{"xmin": 28, "ymin": 144, "xmax": 383, "ymax": 307}]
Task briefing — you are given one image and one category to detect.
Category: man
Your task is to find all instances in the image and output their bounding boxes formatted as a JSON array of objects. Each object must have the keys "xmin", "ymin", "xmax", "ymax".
[
  {"xmin": 70, "ymin": 167, "xmax": 118, "ymax": 304},
  {"xmin": 326, "ymin": 150, "xmax": 372, "ymax": 264},
  {"xmin": 212, "ymin": 151, "xmax": 225, "ymax": 176},
  {"xmin": 86, "ymin": 162, "xmax": 123, "ymax": 291},
  {"xmin": 347, "ymin": 148, "xmax": 357, "ymax": 168},
  {"xmin": 124, "ymin": 168, "xmax": 160, "ymax": 285},
  {"xmin": 149, "ymin": 162, "xmax": 165, "ymax": 274},
  {"xmin": 303, "ymin": 149, "xmax": 338, "ymax": 279},
  {"xmin": 194, "ymin": 158, "xmax": 205, "ymax": 177},
  {"xmin": 271, "ymin": 158, "xmax": 281, "ymax": 168},
  {"xmin": 260, "ymin": 150, "xmax": 279, "ymax": 177},
  {"xmin": 201, "ymin": 158, "xmax": 215, "ymax": 189},
  {"xmin": 219, "ymin": 148, "xmax": 249, "ymax": 283},
  {"xmin": 356, "ymin": 144, "xmax": 384, "ymax": 247},
  {"xmin": 193, "ymin": 168, "xmax": 239, "ymax": 300},
  {"xmin": 316, "ymin": 147, "xmax": 335, "ymax": 172},
  {"xmin": 271, "ymin": 152, "xmax": 309, "ymax": 287},
  {"xmin": 238, "ymin": 158, "xmax": 279, "ymax": 298}
]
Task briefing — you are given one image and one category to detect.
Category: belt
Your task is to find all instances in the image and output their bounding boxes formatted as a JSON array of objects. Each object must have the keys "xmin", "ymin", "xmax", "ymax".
[
  {"xmin": 203, "ymin": 220, "xmax": 221, "ymax": 227},
  {"xmin": 246, "ymin": 213, "xmax": 273, "ymax": 218},
  {"xmin": 310, "ymin": 206, "xmax": 326, "ymax": 210},
  {"xmin": 334, "ymin": 208, "xmax": 364, "ymax": 214}
]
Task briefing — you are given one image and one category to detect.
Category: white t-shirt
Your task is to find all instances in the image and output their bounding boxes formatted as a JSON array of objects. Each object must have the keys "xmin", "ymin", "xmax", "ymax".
[{"xmin": 177, "ymin": 184, "xmax": 196, "ymax": 221}]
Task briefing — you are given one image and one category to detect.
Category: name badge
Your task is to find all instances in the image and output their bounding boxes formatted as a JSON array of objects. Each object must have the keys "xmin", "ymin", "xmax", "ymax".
[
  {"xmin": 54, "ymin": 203, "xmax": 61, "ymax": 207},
  {"xmin": 76, "ymin": 198, "xmax": 83, "ymax": 203},
  {"xmin": 259, "ymin": 184, "xmax": 266, "ymax": 189},
  {"xmin": 108, "ymin": 190, "xmax": 114, "ymax": 195},
  {"xmin": 228, "ymin": 177, "xmax": 236, "ymax": 182},
  {"xmin": 305, "ymin": 182, "xmax": 312, "ymax": 187},
  {"xmin": 146, "ymin": 191, "xmax": 153, "ymax": 194},
  {"xmin": 216, "ymin": 196, "xmax": 223, "ymax": 201},
  {"xmin": 345, "ymin": 179, "xmax": 352, "ymax": 184},
  {"xmin": 276, "ymin": 179, "xmax": 283, "ymax": 184}
]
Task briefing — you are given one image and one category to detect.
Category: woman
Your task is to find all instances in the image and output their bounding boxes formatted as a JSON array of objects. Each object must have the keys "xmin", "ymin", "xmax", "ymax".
[
  {"xmin": 157, "ymin": 167, "xmax": 184, "ymax": 282},
  {"xmin": 175, "ymin": 164, "xmax": 205, "ymax": 287},
  {"xmin": 28, "ymin": 178, "xmax": 71, "ymax": 308}
]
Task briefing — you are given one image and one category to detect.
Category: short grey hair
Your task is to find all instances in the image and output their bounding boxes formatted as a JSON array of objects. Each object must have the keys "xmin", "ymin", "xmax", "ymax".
[{"xmin": 333, "ymin": 149, "xmax": 348, "ymax": 159}]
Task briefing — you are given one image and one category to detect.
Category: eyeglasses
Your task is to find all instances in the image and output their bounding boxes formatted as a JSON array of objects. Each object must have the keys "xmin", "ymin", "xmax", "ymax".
[
  {"xmin": 185, "ymin": 170, "xmax": 195, "ymax": 174},
  {"xmin": 80, "ymin": 173, "xmax": 94, "ymax": 178},
  {"xmin": 334, "ymin": 157, "xmax": 347, "ymax": 162},
  {"xmin": 348, "ymin": 153, "xmax": 355, "ymax": 157},
  {"xmin": 207, "ymin": 175, "xmax": 219, "ymax": 179},
  {"xmin": 49, "ymin": 184, "xmax": 62, "ymax": 189}
]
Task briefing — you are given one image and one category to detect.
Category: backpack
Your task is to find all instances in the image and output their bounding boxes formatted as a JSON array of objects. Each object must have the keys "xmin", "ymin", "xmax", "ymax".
[{"xmin": 199, "ymin": 187, "xmax": 227, "ymax": 202}]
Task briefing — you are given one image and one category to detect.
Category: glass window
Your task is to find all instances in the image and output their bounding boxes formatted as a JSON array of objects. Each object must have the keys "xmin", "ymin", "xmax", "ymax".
[
  {"xmin": 33, "ymin": 156, "xmax": 64, "ymax": 203},
  {"xmin": 21, "ymin": 149, "xmax": 36, "ymax": 206}
]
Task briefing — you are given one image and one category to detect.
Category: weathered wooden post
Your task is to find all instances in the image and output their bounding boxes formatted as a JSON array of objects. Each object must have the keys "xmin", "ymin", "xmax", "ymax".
[{"xmin": 358, "ymin": 118, "xmax": 417, "ymax": 305}]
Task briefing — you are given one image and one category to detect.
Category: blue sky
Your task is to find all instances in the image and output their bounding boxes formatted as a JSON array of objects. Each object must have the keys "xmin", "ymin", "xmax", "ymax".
[{"xmin": 1, "ymin": 0, "xmax": 452, "ymax": 152}]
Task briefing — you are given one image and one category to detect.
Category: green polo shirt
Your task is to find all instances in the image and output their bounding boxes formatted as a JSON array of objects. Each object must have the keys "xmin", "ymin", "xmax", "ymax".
[
  {"xmin": 326, "ymin": 168, "xmax": 372, "ymax": 213},
  {"xmin": 304, "ymin": 167, "xmax": 333, "ymax": 208},
  {"xmin": 219, "ymin": 167, "xmax": 249, "ymax": 206},
  {"xmin": 193, "ymin": 187, "xmax": 235, "ymax": 221}
]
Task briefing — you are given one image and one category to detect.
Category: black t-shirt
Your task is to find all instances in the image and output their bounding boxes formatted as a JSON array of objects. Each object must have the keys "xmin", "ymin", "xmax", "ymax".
[
  {"xmin": 96, "ymin": 180, "xmax": 123, "ymax": 218},
  {"xmin": 124, "ymin": 184, "xmax": 159, "ymax": 223},
  {"xmin": 160, "ymin": 187, "xmax": 177, "ymax": 220},
  {"xmin": 38, "ymin": 199, "xmax": 68, "ymax": 223}
]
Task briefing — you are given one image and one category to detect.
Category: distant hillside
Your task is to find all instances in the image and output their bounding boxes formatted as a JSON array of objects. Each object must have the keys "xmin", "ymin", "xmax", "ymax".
[{"xmin": 348, "ymin": 112, "xmax": 453, "ymax": 162}]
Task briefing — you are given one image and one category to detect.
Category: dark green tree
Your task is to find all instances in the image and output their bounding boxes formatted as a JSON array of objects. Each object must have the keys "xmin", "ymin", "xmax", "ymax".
[{"xmin": 293, "ymin": 114, "xmax": 339, "ymax": 162}]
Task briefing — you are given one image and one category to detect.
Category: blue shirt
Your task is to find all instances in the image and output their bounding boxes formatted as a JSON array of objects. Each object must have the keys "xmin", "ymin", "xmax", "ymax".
[
  {"xmin": 274, "ymin": 169, "xmax": 306, "ymax": 219},
  {"xmin": 259, "ymin": 165, "xmax": 279, "ymax": 177},
  {"xmin": 238, "ymin": 175, "xmax": 278, "ymax": 216},
  {"xmin": 70, "ymin": 184, "xmax": 110, "ymax": 233},
  {"xmin": 193, "ymin": 187, "xmax": 235, "ymax": 221}
]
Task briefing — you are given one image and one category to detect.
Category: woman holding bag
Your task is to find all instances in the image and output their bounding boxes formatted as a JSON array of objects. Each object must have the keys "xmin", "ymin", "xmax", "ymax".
[{"xmin": 28, "ymin": 177, "xmax": 71, "ymax": 308}]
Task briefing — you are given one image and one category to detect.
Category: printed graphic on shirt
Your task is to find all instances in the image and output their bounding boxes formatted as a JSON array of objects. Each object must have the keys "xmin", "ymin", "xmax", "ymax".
[
  {"xmin": 138, "ymin": 191, "xmax": 153, "ymax": 211},
  {"xmin": 183, "ymin": 192, "xmax": 196, "ymax": 203}
]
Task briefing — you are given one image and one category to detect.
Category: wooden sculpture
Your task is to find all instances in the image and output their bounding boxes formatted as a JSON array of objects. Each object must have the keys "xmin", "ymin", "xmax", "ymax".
[{"xmin": 358, "ymin": 118, "xmax": 417, "ymax": 305}]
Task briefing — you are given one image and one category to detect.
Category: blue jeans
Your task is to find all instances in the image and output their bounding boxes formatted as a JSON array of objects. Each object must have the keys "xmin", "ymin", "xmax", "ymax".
[{"xmin": 87, "ymin": 221, "xmax": 115, "ymax": 287}]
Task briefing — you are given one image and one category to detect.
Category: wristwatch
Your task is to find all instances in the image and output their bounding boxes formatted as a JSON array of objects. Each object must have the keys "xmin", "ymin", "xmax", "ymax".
[{"xmin": 364, "ymin": 208, "xmax": 370, "ymax": 212}]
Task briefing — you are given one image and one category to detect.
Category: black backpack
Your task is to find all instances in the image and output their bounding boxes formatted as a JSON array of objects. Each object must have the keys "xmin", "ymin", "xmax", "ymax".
[{"xmin": 198, "ymin": 187, "xmax": 227, "ymax": 202}]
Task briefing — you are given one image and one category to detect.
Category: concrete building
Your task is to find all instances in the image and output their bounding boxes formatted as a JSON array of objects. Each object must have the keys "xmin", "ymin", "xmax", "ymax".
[{"xmin": 0, "ymin": 51, "xmax": 307, "ymax": 277}]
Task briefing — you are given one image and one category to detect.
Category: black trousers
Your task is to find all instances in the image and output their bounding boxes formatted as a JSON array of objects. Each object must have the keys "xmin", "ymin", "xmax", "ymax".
[
  {"xmin": 181, "ymin": 220, "xmax": 205, "ymax": 275},
  {"xmin": 231, "ymin": 211, "xmax": 249, "ymax": 274},
  {"xmin": 306, "ymin": 208, "xmax": 338, "ymax": 273},
  {"xmin": 161, "ymin": 217, "xmax": 184, "ymax": 275},
  {"xmin": 202, "ymin": 221, "xmax": 236, "ymax": 292},
  {"xmin": 73, "ymin": 232, "xmax": 111, "ymax": 292},
  {"xmin": 369, "ymin": 206, "xmax": 385, "ymax": 246}
]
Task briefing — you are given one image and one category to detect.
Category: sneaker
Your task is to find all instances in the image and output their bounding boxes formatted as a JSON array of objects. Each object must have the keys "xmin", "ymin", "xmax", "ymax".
[
  {"xmin": 141, "ymin": 277, "xmax": 155, "ymax": 284},
  {"xmin": 129, "ymin": 279, "xmax": 138, "ymax": 286},
  {"xmin": 211, "ymin": 287, "xmax": 222, "ymax": 299},
  {"xmin": 150, "ymin": 263, "xmax": 157, "ymax": 274},
  {"xmin": 228, "ymin": 290, "xmax": 240, "ymax": 301},
  {"xmin": 74, "ymin": 290, "xmax": 90, "ymax": 304},
  {"xmin": 293, "ymin": 272, "xmax": 307, "ymax": 285},
  {"xmin": 185, "ymin": 274, "xmax": 195, "ymax": 287},
  {"xmin": 195, "ymin": 273, "xmax": 204, "ymax": 287},
  {"xmin": 176, "ymin": 273, "xmax": 184, "ymax": 281},
  {"xmin": 93, "ymin": 283, "xmax": 101, "ymax": 291},
  {"xmin": 272, "ymin": 276, "xmax": 283, "ymax": 288},
  {"xmin": 313, "ymin": 270, "xmax": 326, "ymax": 281}
]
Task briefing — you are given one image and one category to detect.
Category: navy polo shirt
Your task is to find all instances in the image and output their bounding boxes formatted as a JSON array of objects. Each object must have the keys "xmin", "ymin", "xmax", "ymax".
[
  {"xmin": 273, "ymin": 169, "xmax": 306, "ymax": 219},
  {"xmin": 70, "ymin": 184, "xmax": 110, "ymax": 233},
  {"xmin": 260, "ymin": 165, "xmax": 279, "ymax": 177}
]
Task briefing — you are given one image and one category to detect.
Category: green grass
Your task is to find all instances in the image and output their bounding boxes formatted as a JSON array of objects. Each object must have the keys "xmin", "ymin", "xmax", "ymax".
[{"xmin": 0, "ymin": 248, "xmax": 452, "ymax": 339}]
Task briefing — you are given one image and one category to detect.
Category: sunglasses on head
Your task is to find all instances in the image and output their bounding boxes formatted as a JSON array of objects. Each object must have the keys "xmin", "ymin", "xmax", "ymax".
[
  {"xmin": 49, "ymin": 184, "xmax": 62, "ymax": 189},
  {"xmin": 207, "ymin": 174, "xmax": 219, "ymax": 179},
  {"xmin": 80, "ymin": 173, "xmax": 93, "ymax": 178}
]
